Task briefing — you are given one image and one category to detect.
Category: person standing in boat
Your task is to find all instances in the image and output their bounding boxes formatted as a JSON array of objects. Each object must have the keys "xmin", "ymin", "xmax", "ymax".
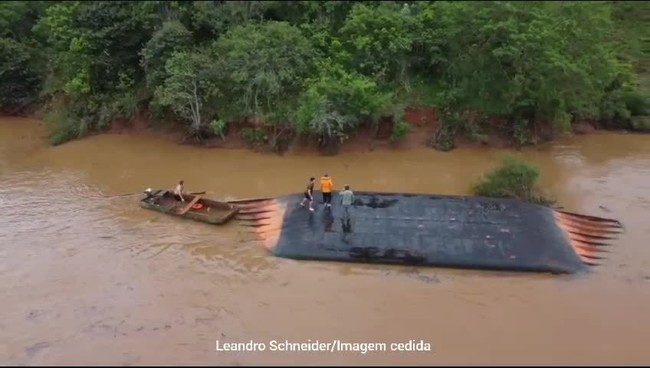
[
  {"xmin": 320, "ymin": 173, "xmax": 334, "ymax": 208},
  {"xmin": 300, "ymin": 177, "xmax": 316, "ymax": 212},
  {"xmin": 173, "ymin": 180, "xmax": 185, "ymax": 202}
]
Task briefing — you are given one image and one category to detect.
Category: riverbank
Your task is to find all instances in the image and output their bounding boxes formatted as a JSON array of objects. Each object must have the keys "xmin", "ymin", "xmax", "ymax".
[
  {"xmin": 89, "ymin": 114, "xmax": 643, "ymax": 156},
  {"xmin": 7, "ymin": 105, "xmax": 638, "ymax": 157}
]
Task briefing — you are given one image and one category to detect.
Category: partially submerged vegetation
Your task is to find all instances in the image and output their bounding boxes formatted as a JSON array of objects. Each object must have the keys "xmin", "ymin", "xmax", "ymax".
[
  {"xmin": 1, "ymin": 1, "xmax": 648, "ymax": 152},
  {"xmin": 472, "ymin": 156, "xmax": 552, "ymax": 205}
]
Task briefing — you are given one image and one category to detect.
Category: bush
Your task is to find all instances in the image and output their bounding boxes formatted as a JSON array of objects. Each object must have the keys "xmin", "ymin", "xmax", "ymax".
[
  {"xmin": 44, "ymin": 107, "xmax": 79, "ymax": 146},
  {"xmin": 429, "ymin": 109, "xmax": 461, "ymax": 152},
  {"xmin": 210, "ymin": 119, "xmax": 227, "ymax": 139},
  {"xmin": 389, "ymin": 120, "xmax": 411, "ymax": 142},
  {"xmin": 0, "ymin": 38, "xmax": 42, "ymax": 112},
  {"xmin": 629, "ymin": 116, "xmax": 650, "ymax": 132},
  {"xmin": 472, "ymin": 155, "xmax": 550, "ymax": 204},
  {"xmin": 429, "ymin": 125, "xmax": 455, "ymax": 152},
  {"xmin": 623, "ymin": 90, "xmax": 649, "ymax": 116},
  {"xmin": 295, "ymin": 64, "xmax": 393, "ymax": 142},
  {"xmin": 600, "ymin": 88, "xmax": 649, "ymax": 129},
  {"xmin": 511, "ymin": 118, "xmax": 535, "ymax": 147},
  {"xmin": 239, "ymin": 127, "xmax": 268, "ymax": 148}
]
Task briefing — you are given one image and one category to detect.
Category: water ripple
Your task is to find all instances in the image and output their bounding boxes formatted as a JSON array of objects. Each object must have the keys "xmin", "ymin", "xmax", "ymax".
[{"xmin": 0, "ymin": 169, "xmax": 269, "ymax": 286}]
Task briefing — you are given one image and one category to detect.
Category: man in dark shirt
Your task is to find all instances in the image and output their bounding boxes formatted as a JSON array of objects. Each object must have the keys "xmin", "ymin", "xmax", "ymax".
[{"xmin": 300, "ymin": 177, "xmax": 315, "ymax": 212}]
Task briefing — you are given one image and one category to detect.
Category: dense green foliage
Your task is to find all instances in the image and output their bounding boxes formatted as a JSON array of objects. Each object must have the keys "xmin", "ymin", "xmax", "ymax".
[
  {"xmin": 472, "ymin": 155, "xmax": 549, "ymax": 204},
  {"xmin": 1, "ymin": 1, "xmax": 648, "ymax": 150}
]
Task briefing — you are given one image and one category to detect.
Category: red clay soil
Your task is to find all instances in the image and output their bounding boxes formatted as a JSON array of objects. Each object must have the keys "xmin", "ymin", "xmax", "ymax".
[
  {"xmin": 403, "ymin": 106, "xmax": 438, "ymax": 128},
  {"xmin": 71, "ymin": 106, "xmax": 609, "ymax": 153},
  {"xmin": 102, "ymin": 106, "xmax": 496, "ymax": 153},
  {"xmin": 573, "ymin": 121, "xmax": 596, "ymax": 134},
  {"xmin": 398, "ymin": 106, "xmax": 440, "ymax": 149},
  {"xmin": 337, "ymin": 106, "xmax": 440, "ymax": 153}
]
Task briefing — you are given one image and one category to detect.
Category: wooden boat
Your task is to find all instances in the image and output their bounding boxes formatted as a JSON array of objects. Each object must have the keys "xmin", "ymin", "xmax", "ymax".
[{"xmin": 139, "ymin": 189, "xmax": 240, "ymax": 225}]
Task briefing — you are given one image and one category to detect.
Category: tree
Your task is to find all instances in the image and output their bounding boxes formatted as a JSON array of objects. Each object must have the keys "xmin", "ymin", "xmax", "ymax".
[
  {"xmin": 214, "ymin": 21, "xmax": 317, "ymax": 123},
  {"xmin": 140, "ymin": 20, "xmax": 192, "ymax": 91},
  {"xmin": 420, "ymin": 1, "xmax": 634, "ymax": 143},
  {"xmin": 1, "ymin": 0, "xmax": 646, "ymax": 147},
  {"xmin": 339, "ymin": 2, "xmax": 419, "ymax": 89},
  {"xmin": 186, "ymin": 1, "xmax": 273, "ymax": 43},
  {"xmin": 154, "ymin": 49, "xmax": 221, "ymax": 134},
  {"xmin": 0, "ymin": 1, "xmax": 45, "ymax": 40},
  {"xmin": 296, "ymin": 62, "xmax": 393, "ymax": 144},
  {"xmin": 72, "ymin": 1, "xmax": 157, "ymax": 94},
  {"xmin": 0, "ymin": 38, "xmax": 42, "ymax": 112},
  {"xmin": 0, "ymin": 1, "xmax": 46, "ymax": 112}
]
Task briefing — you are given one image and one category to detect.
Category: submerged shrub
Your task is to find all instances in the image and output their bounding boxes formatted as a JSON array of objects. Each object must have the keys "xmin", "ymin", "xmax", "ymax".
[{"xmin": 472, "ymin": 155, "xmax": 551, "ymax": 204}]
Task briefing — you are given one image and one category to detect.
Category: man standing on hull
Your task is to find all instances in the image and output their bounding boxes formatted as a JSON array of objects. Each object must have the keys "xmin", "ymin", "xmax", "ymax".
[
  {"xmin": 320, "ymin": 173, "xmax": 334, "ymax": 208},
  {"xmin": 339, "ymin": 184, "xmax": 355, "ymax": 241},
  {"xmin": 339, "ymin": 184, "xmax": 355, "ymax": 219},
  {"xmin": 300, "ymin": 177, "xmax": 316, "ymax": 212}
]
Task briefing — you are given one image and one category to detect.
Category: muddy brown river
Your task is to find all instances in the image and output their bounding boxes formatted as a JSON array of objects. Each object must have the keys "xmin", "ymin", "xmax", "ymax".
[{"xmin": 1, "ymin": 117, "xmax": 649, "ymax": 365}]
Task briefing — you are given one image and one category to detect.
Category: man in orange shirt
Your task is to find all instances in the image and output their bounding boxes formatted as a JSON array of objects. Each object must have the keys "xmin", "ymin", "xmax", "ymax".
[{"xmin": 320, "ymin": 173, "xmax": 334, "ymax": 208}]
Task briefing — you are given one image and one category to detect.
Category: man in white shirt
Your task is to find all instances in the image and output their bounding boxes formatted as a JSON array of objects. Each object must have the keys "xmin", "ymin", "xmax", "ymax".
[{"xmin": 173, "ymin": 180, "xmax": 185, "ymax": 202}]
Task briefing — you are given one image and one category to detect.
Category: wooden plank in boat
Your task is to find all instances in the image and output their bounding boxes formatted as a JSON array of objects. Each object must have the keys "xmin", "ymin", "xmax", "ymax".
[{"xmin": 177, "ymin": 195, "xmax": 202, "ymax": 215}]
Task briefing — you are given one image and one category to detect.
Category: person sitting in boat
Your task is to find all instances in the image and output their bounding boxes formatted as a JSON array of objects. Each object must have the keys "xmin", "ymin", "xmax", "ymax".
[{"xmin": 173, "ymin": 180, "xmax": 185, "ymax": 202}]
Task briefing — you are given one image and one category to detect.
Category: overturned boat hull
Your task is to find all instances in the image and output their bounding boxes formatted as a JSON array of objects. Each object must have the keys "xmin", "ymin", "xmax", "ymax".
[{"xmin": 230, "ymin": 191, "xmax": 624, "ymax": 274}]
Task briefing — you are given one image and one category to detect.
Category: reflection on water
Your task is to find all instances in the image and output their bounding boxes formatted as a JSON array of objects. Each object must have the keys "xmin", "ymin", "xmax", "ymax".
[{"xmin": 1, "ymin": 118, "xmax": 649, "ymax": 365}]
